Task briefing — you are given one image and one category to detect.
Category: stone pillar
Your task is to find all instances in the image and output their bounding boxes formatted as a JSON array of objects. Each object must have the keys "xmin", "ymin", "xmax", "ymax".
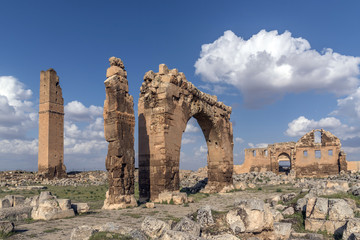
[
  {"xmin": 102, "ymin": 57, "xmax": 137, "ymax": 209},
  {"xmin": 339, "ymin": 150, "xmax": 347, "ymax": 172},
  {"xmin": 38, "ymin": 69, "xmax": 66, "ymax": 179}
]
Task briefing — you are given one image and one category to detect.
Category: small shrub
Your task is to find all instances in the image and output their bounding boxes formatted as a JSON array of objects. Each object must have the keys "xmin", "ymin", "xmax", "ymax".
[
  {"xmin": 276, "ymin": 188, "xmax": 282, "ymax": 192},
  {"xmin": 257, "ymin": 187, "xmax": 262, "ymax": 191}
]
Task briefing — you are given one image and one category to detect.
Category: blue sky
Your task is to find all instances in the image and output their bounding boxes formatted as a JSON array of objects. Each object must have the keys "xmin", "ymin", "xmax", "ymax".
[{"xmin": 1, "ymin": 1, "xmax": 360, "ymax": 171}]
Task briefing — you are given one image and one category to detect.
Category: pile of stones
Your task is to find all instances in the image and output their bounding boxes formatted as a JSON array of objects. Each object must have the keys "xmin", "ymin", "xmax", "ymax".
[
  {"xmin": 0, "ymin": 170, "xmax": 107, "ymax": 188},
  {"xmin": 0, "ymin": 191, "xmax": 89, "ymax": 236}
]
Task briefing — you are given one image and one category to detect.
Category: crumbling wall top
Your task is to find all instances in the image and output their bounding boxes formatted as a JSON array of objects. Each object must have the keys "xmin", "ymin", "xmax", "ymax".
[
  {"xmin": 296, "ymin": 129, "xmax": 341, "ymax": 147},
  {"xmin": 140, "ymin": 64, "xmax": 232, "ymax": 115}
]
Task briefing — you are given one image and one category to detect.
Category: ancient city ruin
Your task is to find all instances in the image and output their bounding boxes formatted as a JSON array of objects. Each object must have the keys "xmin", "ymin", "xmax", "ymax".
[
  {"xmin": 138, "ymin": 64, "xmax": 234, "ymax": 201},
  {"xmin": 235, "ymin": 129, "xmax": 347, "ymax": 177},
  {"xmin": 4, "ymin": 57, "xmax": 360, "ymax": 239},
  {"xmin": 102, "ymin": 57, "xmax": 137, "ymax": 209},
  {"xmin": 38, "ymin": 68, "xmax": 66, "ymax": 179}
]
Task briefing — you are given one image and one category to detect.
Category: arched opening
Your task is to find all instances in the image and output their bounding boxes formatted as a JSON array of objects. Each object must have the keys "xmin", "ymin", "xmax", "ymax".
[
  {"xmin": 180, "ymin": 118, "xmax": 208, "ymax": 170},
  {"xmin": 179, "ymin": 118, "xmax": 208, "ymax": 193},
  {"xmin": 278, "ymin": 153, "xmax": 291, "ymax": 174}
]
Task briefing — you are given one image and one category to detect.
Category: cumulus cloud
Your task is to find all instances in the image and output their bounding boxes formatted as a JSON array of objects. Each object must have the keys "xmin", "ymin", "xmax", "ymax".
[
  {"xmin": 332, "ymin": 87, "xmax": 360, "ymax": 122},
  {"xmin": 195, "ymin": 30, "xmax": 360, "ymax": 108},
  {"xmin": 248, "ymin": 143, "xmax": 268, "ymax": 148},
  {"xmin": 0, "ymin": 76, "xmax": 37, "ymax": 139},
  {"xmin": 0, "ymin": 139, "xmax": 38, "ymax": 155},
  {"xmin": 65, "ymin": 101, "xmax": 103, "ymax": 122},
  {"xmin": 64, "ymin": 117, "xmax": 106, "ymax": 155},
  {"xmin": 285, "ymin": 116, "xmax": 358, "ymax": 140},
  {"xmin": 235, "ymin": 137, "xmax": 244, "ymax": 143},
  {"xmin": 63, "ymin": 101, "xmax": 107, "ymax": 159},
  {"xmin": 185, "ymin": 118, "xmax": 200, "ymax": 133}
]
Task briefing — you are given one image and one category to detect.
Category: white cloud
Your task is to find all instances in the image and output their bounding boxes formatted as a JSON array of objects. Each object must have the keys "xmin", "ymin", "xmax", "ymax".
[
  {"xmin": 285, "ymin": 116, "xmax": 357, "ymax": 140},
  {"xmin": 64, "ymin": 117, "xmax": 106, "ymax": 154},
  {"xmin": 248, "ymin": 143, "xmax": 268, "ymax": 148},
  {"xmin": 0, "ymin": 76, "xmax": 32, "ymax": 107},
  {"xmin": 195, "ymin": 30, "xmax": 360, "ymax": 108},
  {"xmin": 198, "ymin": 84, "xmax": 230, "ymax": 95},
  {"xmin": 199, "ymin": 145, "xmax": 207, "ymax": 153},
  {"xmin": 182, "ymin": 137, "xmax": 196, "ymax": 144},
  {"xmin": 185, "ymin": 118, "xmax": 200, "ymax": 133},
  {"xmin": 65, "ymin": 100, "xmax": 103, "ymax": 122},
  {"xmin": 235, "ymin": 137, "xmax": 244, "ymax": 143},
  {"xmin": 0, "ymin": 76, "xmax": 37, "ymax": 139},
  {"xmin": 0, "ymin": 139, "xmax": 38, "ymax": 155},
  {"xmin": 195, "ymin": 145, "xmax": 208, "ymax": 157},
  {"xmin": 64, "ymin": 101, "xmax": 107, "ymax": 156},
  {"xmin": 332, "ymin": 87, "xmax": 360, "ymax": 122}
]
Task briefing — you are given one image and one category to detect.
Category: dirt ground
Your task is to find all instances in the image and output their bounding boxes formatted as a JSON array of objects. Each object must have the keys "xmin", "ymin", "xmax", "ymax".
[{"xmin": 8, "ymin": 187, "xmax": 297, "ymax": 240}]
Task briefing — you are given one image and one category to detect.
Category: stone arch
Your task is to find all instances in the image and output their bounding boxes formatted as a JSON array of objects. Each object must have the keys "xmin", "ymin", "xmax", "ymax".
[
  {"xmin": 138, "ymin": 64, "xmax": 233, "ymax": 201},
  {"xmin": 277, "ymin": 152, "xmax": 291, "ymax": 173}
]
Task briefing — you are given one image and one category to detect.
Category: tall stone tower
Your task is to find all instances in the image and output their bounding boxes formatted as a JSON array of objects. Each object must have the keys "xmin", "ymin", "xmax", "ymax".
[{"xmin": 38, "ymin": 68, "xmax": 66, "ymax": 179}]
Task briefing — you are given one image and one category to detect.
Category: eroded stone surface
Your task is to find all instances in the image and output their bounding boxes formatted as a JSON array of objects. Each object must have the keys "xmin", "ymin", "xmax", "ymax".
[
  {"xmin": 38, "ymin": 68, "xmax": 66, "ymax": 179},
  {"xmin": 138, "ymin": 64, "xmax": 233, "ymax": 201},
  {"xmin": 103, "ymin": 57, "xmax": 136, "ymax": 209}
]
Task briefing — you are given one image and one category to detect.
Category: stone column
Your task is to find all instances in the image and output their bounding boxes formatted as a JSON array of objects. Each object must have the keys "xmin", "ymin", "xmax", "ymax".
[
  {"xmin": 38, "ymin": 68, "xmax": 66, "ymax": 179},
  {"xmin": 102, "ymin": 57, "xmax": 137, "ymax": 209}
]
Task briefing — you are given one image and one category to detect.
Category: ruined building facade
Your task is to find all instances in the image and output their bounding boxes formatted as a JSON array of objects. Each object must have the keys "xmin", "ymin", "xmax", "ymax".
[
  {"xmin": 138, "ymin": 64, "xmax": 234, "ymax": 201},
  {"xmin": 38, "ymin": 69, "xmax": 66, "ymax": 179},
  {"xmin": 235, "ymin": 129, "xmax": 347, "ymax": 177},
  {"xmin": 103, "ymin": 57, "xmax": 137, "ymax": 209}
]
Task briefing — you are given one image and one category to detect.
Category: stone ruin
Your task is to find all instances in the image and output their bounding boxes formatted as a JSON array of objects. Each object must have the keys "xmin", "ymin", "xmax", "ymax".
[
  {"xmin": 138, "ymin": 64, "xmax": 234, "ymax": 201},
  {"xmin": 38, "ymin": 68, "xmax": 67, "ymax": 179},
  {"xmin": 235, "ymin": 129, "xmax": 347, "ymax": 177},
  {"xmin": 102, "ymin": 57, "xmax": 137, "ymax": 209}
]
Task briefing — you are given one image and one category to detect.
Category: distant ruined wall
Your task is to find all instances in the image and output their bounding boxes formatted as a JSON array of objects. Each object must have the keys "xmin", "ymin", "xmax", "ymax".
[
  {"xmin": 268, "ymin": 142, "xmax": 295, "ymax": 174},
  {"xmin": 138, "ymin": 64, "xmax": 233, "ymax": 201},
  {"xmin": 243, "ymin": 148, "xmax": 271, "ymax": 172},
  {"xmin": 295, "ymin": 129, "xmax": 345, "ymax": 177},
  {"xmin": 103, "ymin": 57, "xmax": 137, "ymax": 209},
  {"xmin": 38, "ymin": 69, "xmax": 66, "ymax": 179},
  {"xmin": 235, "ymin": 129, "xmax": 347, "ymax": 177}
]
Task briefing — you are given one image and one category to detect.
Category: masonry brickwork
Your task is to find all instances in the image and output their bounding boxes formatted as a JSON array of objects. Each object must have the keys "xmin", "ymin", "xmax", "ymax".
[
  {"xmin": 235, "ymin": 129, "xmax": 347, "ymax": 177},
  {"xmin": 38, "ymin": 69, "xmax": 66, "ymax": 179},
  {"xmin": 138, "ymin": 64, "xmax": 234, "ymax": 201},
  {"xmin": 102, "ymin": 57, "xmax": 137, "ymax": 209}
]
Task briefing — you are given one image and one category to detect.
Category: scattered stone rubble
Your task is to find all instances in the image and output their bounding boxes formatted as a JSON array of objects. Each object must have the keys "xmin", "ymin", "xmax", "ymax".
[
  {"xmin": 2, "ymin": 169, "xmax": 360, "ymax": 238},
  {"xmin": 0, "ymin": 191, "xmax": 89, "ymax": 223},
  {"xmin": 0, "ymin": 170, "xmax": 107, "ymax": 187}
]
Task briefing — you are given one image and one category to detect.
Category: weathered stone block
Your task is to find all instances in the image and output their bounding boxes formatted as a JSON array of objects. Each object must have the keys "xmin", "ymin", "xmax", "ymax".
[
  {"xmin": 0, "ymin": 199, "xmax": 11, "ymax": 209},
  {"xmin": 103, "ymin": 57, "xmax": 136, "ymax": 209}
]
